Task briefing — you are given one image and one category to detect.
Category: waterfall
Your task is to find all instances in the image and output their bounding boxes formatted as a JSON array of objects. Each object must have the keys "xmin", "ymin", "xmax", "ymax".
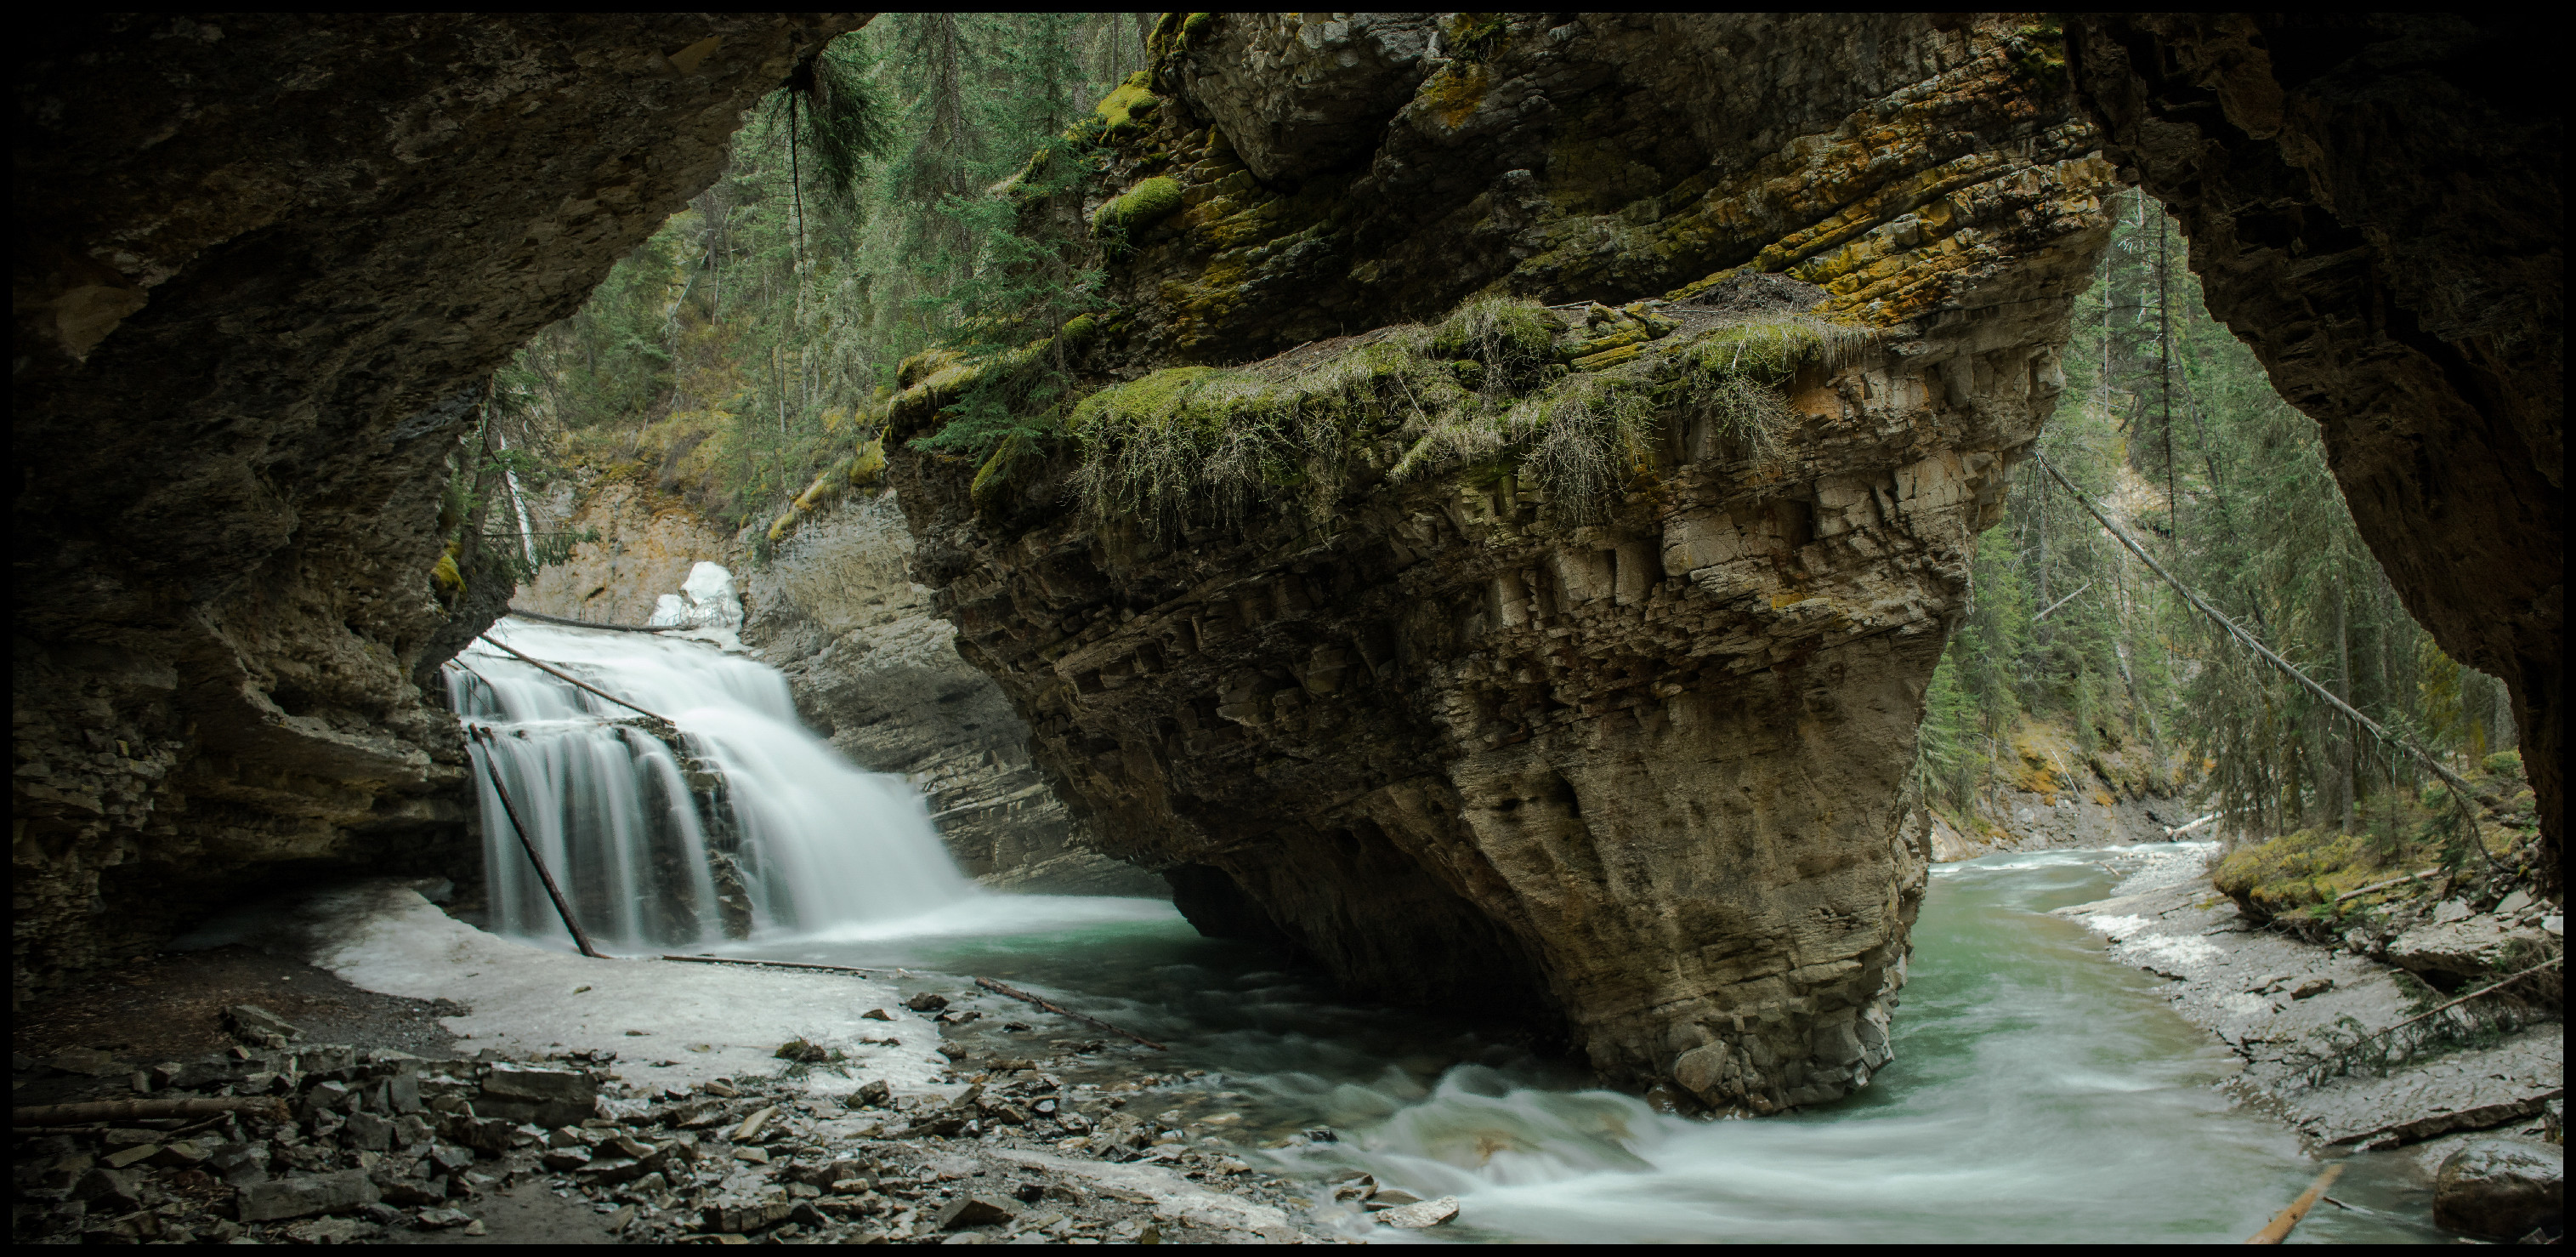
[{"xmin": 443, "ymin": 618, "xmax": 975, "ymax": 952}]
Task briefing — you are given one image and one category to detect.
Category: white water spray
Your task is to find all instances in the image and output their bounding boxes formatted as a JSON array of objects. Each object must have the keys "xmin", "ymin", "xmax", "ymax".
[{"xmin": 443, "ymin": 617, "xmax": 974, "ymax": 952}]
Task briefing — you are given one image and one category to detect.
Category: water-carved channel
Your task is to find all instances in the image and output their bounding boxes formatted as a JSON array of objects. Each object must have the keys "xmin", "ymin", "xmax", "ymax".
[{"xmin": 452, "ymin": 620, "xmax": 2449, "ymax": 1243}]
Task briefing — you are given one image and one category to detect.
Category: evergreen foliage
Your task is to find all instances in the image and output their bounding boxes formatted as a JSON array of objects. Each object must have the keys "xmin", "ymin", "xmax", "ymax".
[
  {"xmin": 498, "ymin": 14, "xmax": 1137, "ymax": 537},
  {"xmin": 1914, "ymin": 193, "xmax": 2524, "ymax": 872}
]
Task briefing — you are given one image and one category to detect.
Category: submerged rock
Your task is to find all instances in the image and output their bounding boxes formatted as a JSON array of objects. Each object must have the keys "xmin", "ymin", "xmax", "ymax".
[{"xmin": 2431, "ymin": 1138, "xmax": 2563, "ymax": 1240}]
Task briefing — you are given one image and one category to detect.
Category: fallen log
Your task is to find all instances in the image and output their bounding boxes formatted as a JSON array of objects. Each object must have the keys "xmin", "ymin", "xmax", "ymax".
[
  {"xmin": 2347, "ymin": 955, "xmax": 2562, "ymax": 1046},
  {"xmin": 474, "ymin": 633, "xmax": 677, "ymax": 728},
  {"xmin": 468, "ymin": 725, "xmax": 604, "ymax": 959},
  {"xmin": 2245, "ymin": 1162, "xmax": 2342, "ymax": 1243},
  {"xmin": 2330, "ymin": 869, "xmax": 2442, "ymax": 904},
  {"xmin": 14, "ymin": 1096, "xmax": 287, "ymax": 1126},
  {"xmin": 975, "ymin": 976, "xmax": 1167, "ymax": 1051},
  {"xmin": 660, "ymin": 954, "xmax": 894, "ymax": 976},
  {"xmin": 506, "ymin": 608, "xmax": 677, "ymax": 634},
  {"xmin": 2163, "ymin": 812, "xmax": 2221, "ymax": 839}
]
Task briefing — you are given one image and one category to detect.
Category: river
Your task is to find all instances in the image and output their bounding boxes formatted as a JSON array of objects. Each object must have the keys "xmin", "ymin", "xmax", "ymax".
[
  {"xmin": 712, "ymin": 851, "xmax": 2445, "ymax": 1243},
  {"xmin": 452, "ymin": 618, "xmax": 2447, "ymax": 1243}
]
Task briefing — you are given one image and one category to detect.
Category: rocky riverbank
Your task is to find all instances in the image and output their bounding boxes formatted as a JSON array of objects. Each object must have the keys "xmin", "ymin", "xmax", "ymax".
[
  {"xmin": 7, "ymin": 882, "xmax": 1406, "ymax": 1245},
  {"xmin": 2056, "ymin": 845, "xmax": 2562, "ymax": 1237}
]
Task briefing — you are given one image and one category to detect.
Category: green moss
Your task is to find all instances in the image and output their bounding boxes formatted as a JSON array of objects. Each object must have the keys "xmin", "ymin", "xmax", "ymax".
[
  {"xmin": 1572, "ymin": 343, "xmax": 1645, "ymax": 372},
  {"xmin": 1430, "ymin": 296, "xmax": 1558, "ymax": 390},
  {"xmin": 897, "ymin": 348, "xmax": 959, "ymax": 390},
  {"xmin": 969, "ymin": 431, "xmax": 1032, "ymax": 511},
  {"xmin": 848, "ymin": 436, "xmax": 886, "ymax": 486},
  {"xmin": 2212, "ymin": 829, "xmax": 2390, "ymax": 924},
  {"xmin": 1690, "ymin": 318, "xmax": 1828, "ymax": 386},
  {"xmin": 1444, "ymin": 13, "xmax": 1509, "ymax": 60},
  {"xmin": 2006, "ymin": 19, "xmax": 2068, "ymax": 93},
  {"xmin": 1147, "ymin": 12, "xmax": 1212, "ymax": 64},
  {"xmin": 1033, "ymin": 299, "xmax": 1830, "ymax": 533},
  {"xmin": 1092, "ymin": 176, "xmax": 1185, "ymax": 242},
  {"xmin": 1092, "ymin": 73, "xmax": 1161, "ymax": 138},
  {"xmin": 1420, "ymin": 61, "xmax": 1489, "ymax": 129}
]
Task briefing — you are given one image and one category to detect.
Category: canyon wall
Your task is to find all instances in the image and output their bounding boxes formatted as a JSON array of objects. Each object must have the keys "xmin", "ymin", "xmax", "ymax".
[
  {"xmin": 2068, "ymin": 14, "xmax": 2564, "ymax": 884},
  {"xmin": 885, "ymin": 13, "xmax": 2118, "ymax": 1106},
  {"xmin": 11, "ymin": 14, "xmax": 869, "ymax": 1005}
]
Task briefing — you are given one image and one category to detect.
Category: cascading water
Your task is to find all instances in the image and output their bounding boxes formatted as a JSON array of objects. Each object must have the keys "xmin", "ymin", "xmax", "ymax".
[{"xmin": 443, "ymin": 617, "xmax": 974, "ymax": 952}]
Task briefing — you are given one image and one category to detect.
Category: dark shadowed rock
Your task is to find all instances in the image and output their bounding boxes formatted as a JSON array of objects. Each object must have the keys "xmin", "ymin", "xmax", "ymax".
[
  {"xmin": 10, "ymin": 13, "xmax": 871, "ymax": 1005},
  {"xmin": 2068, "ymin": 14, "xmax": 2563, "ymax": 884}
]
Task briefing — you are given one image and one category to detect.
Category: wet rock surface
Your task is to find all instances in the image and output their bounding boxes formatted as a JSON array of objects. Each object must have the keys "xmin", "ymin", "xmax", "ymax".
[
  {"xmin": 2430, "ymin": 1137, "xmax": 2564, "ymax": 1241},
  {"xmin": 894, "ymin": 13, "xmax": 2117, "ymax": 1105},
  {"xmin": 2060, "ymin": 849, "xmax": 2562, "ymax": 1152}
]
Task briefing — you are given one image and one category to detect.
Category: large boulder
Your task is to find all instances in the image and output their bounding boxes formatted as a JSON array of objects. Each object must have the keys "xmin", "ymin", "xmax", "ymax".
[
  {"xmin": 2432, "ymin": 1138, "xmax": 2563, "ymax": 1240},
  {"xmin": 892, "ymin": 13, "xmax": 2116, "ymax": 1105},
  {"xmin": 2385, "ymin": 913, "xmax": 2556, "ymax": 990}
]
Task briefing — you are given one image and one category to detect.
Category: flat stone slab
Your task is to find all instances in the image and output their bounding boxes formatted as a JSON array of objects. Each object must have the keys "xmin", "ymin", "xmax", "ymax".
[
  {"xmin": 2057, "ymin": 857, "xmax": 2562, "ymax": 1150},
  {"xmin": 986, "ymin": 1147, "xmax": 1295, "ymax": 1240}
]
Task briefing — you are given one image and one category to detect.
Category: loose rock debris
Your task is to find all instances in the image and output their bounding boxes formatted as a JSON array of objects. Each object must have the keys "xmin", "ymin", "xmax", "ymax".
[{"xmin": 12, "ymin": 1003, "xmax": 1375, "ymax": 1243}]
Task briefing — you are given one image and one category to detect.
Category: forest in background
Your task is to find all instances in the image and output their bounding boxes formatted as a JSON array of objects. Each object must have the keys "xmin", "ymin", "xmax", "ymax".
[
  {"xmin": 451, "ymin": 20, "xmax": 2533, "ymax": 884},
  {"xmin": 467, "ymin": 14, "xmax": 1142, "ymax": 548},
  {"xmin": 1914, "ymin": 191, "xmax": 2529, "ymax": 883}
]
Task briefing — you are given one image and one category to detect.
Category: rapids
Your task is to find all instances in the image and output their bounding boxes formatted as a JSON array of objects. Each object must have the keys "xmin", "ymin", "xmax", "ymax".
[{"xmin": 740, "ymin": 850, "xmax": 2449, "ymax": 1243}]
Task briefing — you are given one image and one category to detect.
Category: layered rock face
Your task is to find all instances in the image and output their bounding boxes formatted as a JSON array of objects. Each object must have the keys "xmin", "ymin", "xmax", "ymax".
[
  {"xmin": 2068, "ymin": 15, "xmax": 2565, "ymax": 884},
  {"xmin": 888, "ymin": 14, "xmax": 2116, "ymax": 1106},
  {"xmin": 11, "ymin": 14, "xmax": 867, "ymax": 1004},
  {"xmin": 515, "ymin": 481, "xmax": 742, "ymax": 629},
  {"xmin": 740, "ymin": 496, "xmax": 1165, "ymax": 896}
]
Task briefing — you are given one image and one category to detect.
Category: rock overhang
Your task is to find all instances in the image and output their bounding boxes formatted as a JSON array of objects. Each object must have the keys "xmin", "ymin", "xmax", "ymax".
[{"xmin": 883, "ymin": 13, "xmax": 2118, "ymax": 1108}]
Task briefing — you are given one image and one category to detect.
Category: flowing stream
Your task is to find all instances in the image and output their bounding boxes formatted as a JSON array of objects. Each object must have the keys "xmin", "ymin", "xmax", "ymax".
[
  {"xmin": 451, "ymin": 623, "xmax": 2445, "ymax": 1243},
  {"xmin": 732, "ymin": 850, "xmax": 2446, "ymax": 1243}
]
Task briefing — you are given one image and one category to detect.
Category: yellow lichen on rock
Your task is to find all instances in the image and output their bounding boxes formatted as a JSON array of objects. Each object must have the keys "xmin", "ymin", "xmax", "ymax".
[{"xmin": 431, "ymin": 543, "xmax": 465, "ymax": 601}]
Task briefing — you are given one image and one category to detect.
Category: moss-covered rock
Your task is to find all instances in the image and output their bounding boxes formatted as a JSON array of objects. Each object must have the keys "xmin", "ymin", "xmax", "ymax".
[
  {"xmin": 2212, "ymin": 829, "xmax": 2390, "ymax": 924},
  {"xmin": 1092, "ymin": 71, "xmax": 1161, "ymax": 139},
  {"xmin": 431, "ymin": 544, "xmax": 466, "ymax": 601},
  {"xmin": 1092, "ymin": 176, "xmax": 1185, "ymax": 241},
  {"xmin": 848, "ymin": 436, "xmax": 886, "ymax": 486}
]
